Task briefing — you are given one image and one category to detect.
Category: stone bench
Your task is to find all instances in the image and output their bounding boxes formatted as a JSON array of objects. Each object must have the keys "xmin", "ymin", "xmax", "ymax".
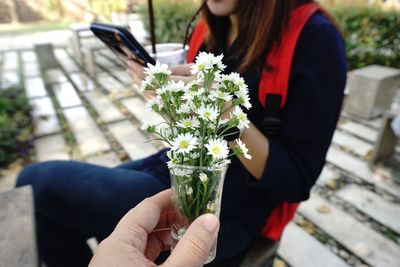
[
  {"xmin": 345, "ymin": 65, "xmax": 400, "ymax": 120},
  {"xmin": 370, "ymin": 111, "xmax": 400, "ymax": 164},
  {"xmin": 0, "ymin": 186, "xmax": 37, "ymax": 267}
]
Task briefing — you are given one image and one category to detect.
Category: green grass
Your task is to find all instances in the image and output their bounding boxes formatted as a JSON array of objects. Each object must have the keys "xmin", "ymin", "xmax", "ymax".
[{"xmin": 0, "ymin": 21, "xmax": 72, "ymax": 35}]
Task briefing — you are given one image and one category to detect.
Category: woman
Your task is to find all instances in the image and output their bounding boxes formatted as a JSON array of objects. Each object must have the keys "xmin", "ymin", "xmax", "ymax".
[{"xmin": 16, "ymin": 0, "xmax": 347, "ymax": 266}]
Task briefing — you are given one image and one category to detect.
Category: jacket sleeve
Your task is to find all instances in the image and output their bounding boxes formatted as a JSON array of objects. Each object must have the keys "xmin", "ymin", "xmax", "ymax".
[{"xmin": 254, "ymin": 18, "xmax": 348, "ymax": 202}]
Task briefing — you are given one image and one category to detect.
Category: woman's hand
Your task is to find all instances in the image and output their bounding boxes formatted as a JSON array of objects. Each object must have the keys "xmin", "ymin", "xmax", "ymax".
[
  {"xmin": 89, "ymin": 189, "xmax": 220, "ymax": 267},
  {"xmin": 126, "ymin": 60, "xmax": 197, "ymax": 99}
]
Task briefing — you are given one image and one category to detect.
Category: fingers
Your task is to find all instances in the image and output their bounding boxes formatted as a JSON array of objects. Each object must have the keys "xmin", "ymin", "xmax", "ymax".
[
  {"xmin": 127, "ymin": 60, "xmax": 145, "ymax": 85},
  {"xmin": 171, "ymin": 64, "xmax": 193, "ymax": 76},
  {"xmin": 163, "ymin": 214, "xmax": 220, "ymax": 267},
  {"xmin": 112, "ymin": 190, "xmax": 172, "ymax": 252},
  {"xmin": 170, "ymin": 75, "xmax": 196, "ymax": 84}
]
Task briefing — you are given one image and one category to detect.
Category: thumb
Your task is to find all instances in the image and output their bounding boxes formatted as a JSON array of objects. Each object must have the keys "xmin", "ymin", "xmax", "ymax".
[{"xmin": 163, "ymin": 214, "xmax": 220, "ymax": 267}]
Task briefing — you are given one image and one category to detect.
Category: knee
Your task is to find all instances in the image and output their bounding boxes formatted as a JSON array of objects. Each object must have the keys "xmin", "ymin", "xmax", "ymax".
[{"xmin": 16, "ymin": 161, "xmax": 68, "ymax": 201}]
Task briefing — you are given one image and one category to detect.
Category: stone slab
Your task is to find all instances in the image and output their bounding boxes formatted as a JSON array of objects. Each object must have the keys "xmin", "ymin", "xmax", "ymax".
[
  {"xmin": 316, "ymin": 166, "xmax": 340, "ymax": 187},
  {"xmin": 338, "ymin": 121, "xmax": 378, "ymax": 143},
  {"xmin": 1, "ymin": 71, "xmax": 20, "ymax": 89},
  {"xmin": 34, "ymin": 43, "xmax": 59, "ymax": 69},
  {"xmin": 61, "ymin": 60, "xmax": 80, "ymax": 73},
  {"xmin": 70, "ymin": 72, "xmax": 97, "ymax": 92},
  {"xmin": 121, "ymin": 97, "xmax": 163, "ymax": 126},
  {"xmin": 299, "ymin": 194, "xmax": 400, "ymax": 267},
  {"xmin": 113, "ymin": 70, "xmax": 133, "ymax": 86},
  {"xmin": 278, "ymin": 222, "xmax": 349, "ymax": 267},
  {"xmin": 21, "ymin": 51, "xmax": 37, "ymax": 62},
  {"xmin": 34, "ymin": 134, "xmax": 70, "ymax": 161},
  {"xmin": 2, "ymin": 51, "xmax": 18, "ymax": 71},
  {"xmin": 23, "ymin": 62, "xmax": 40, "ymax": 78},
  {"xmin": 24, "ymin": 77, "xmax": 47, "ymax": 98},
  {"xmin": 108, "ymin": 120, "xmax": 158, "ymax": 160},
  {"xmin": 0, "ymin": 186, "xmax": 38, "ymax": 267},
  {"xmin": 97, "ymin": 73, "xmax": 130, "ymax": 96},
  {"xmin": 54, "ymin": 48, "xmax": 69, "ymax": 60},
  {"xmin": 51, "ymin": 82, "xmax": 82, "ymax": 108},
  {"xmin": 29, "ymin": 97, "xmax": 61, "ymax": 136},
  {"xmin": 337, "ymin": 184, "xmax": 400, "ymax": 234},
  {"xmin": 327, "ymin": 146, "xmax": 400, "ymax": 198},
  {"xmin": 84, "ymin": 90, "xmax": 124, "ymax": 123},
  {"xmin": 86, "ymin": 152, "xmax": 121, "ymax": 167},
  {"xmin": 44, "ymin": 68, "xmax": 68, "ymax": 84},
  {"xmin": 332, "ymin": 130, "xmax": 373, "ymax": 158},
  {"xmin": 64, "ymin": 106, "xmax": 110, "ymax": 157}
]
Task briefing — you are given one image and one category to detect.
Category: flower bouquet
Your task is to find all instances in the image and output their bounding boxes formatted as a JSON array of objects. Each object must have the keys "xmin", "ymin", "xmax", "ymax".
[{"xmin": 141, "ymin": 52, "xmax": 252, "ymax": 263}]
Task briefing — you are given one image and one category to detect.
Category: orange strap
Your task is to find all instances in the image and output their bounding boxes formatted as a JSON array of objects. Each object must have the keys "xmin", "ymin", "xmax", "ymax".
[{"xmin": 187, "ymin": 19, "xmax": 208, "ymax": 63}]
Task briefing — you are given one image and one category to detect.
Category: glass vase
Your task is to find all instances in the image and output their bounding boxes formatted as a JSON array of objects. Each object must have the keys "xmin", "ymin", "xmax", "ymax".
[{"xmin": 168, "ymin": 164, "xmax": 228, "ymax": 264}]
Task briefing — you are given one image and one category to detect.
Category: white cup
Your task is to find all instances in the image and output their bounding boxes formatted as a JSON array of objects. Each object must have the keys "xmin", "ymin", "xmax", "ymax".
[{"xmin": 145, "ymin": 43, "xmax": 189, "ymax": 67}]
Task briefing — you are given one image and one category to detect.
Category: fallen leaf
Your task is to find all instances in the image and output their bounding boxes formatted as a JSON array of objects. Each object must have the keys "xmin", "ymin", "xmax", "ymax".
[
  {"xmin": 273, "ymin": 259, "xmax": 287, "ymax": 267},
  {"xmin": 362, "ymin": 149, "xmax": 373, "ymax": 161},
  {"xmin": 317, "ymin": 205, "xmax": 331, "ymax": 214},
  {"xmin": 326, "ymin": 179, "xmax": 338, "ymax": 190}
]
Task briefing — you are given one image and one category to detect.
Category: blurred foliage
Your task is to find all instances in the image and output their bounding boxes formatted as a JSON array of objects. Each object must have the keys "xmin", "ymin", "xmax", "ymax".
[
  {"xmin": 138, "ymin": 0, "xmax": 199, "ymax": 43},
  {"xmin": 332, "ymin": 6, "xmax": 400, "ymax": 69},
  {"xmin": 0, "ymin": 86, "xmax": 33, "ymax": 168},
  {"xmin": 90, "ymin": 0, "xmax": 128, "ymax": 21}
]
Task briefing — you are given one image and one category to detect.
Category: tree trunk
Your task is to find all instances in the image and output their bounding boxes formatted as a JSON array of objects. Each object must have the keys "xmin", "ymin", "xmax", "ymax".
[{"xmin": 7, "ymin": 0, "xmax": 19, "ymax": 23}]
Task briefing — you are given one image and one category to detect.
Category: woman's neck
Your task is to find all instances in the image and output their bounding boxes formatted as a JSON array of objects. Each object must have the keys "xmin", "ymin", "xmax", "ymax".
[{"xmin": 228, "ymin": 14, "xmax": 238, "ymax": 47}]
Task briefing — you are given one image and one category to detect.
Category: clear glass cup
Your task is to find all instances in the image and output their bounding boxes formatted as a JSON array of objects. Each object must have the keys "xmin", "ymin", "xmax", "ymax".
[{"xmin": 168, "ymin": 164, "xmax": 227, "ymax": 264}]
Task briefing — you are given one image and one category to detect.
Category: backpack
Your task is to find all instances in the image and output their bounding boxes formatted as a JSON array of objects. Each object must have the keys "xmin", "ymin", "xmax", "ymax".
[{"xmin": 187, "ymin": 3, "xmax": 321, "ymax": 241}]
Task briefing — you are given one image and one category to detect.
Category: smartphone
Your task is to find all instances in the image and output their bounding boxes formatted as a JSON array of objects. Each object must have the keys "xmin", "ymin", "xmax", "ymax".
[{"xmin": 90, "ymin": 22, "xmax": 156, "ymax": 66}]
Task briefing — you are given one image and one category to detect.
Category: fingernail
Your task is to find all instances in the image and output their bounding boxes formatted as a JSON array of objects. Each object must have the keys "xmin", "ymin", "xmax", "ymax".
[{"xmin": 202, "ymin": 214, "xmax": 219, "ymax": 235}]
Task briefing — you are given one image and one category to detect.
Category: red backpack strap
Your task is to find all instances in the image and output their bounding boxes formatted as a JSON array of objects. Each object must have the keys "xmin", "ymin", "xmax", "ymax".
[
  {"xmin": 259, "ymin": 3, "xmax": 321, "ymax": 241},
  {"xmin": 187, "ymin": 19, "xmax": 208, "ymax": 63},
  {"xmin": 258, "ymin": 2, "xmax": 321, "ymax": 107}
]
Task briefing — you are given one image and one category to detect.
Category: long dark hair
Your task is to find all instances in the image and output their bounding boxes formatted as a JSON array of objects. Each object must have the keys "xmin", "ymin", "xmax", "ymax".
[{"xmin": 201, "ymin": 0, "xmax": 313, "ymax": 73}]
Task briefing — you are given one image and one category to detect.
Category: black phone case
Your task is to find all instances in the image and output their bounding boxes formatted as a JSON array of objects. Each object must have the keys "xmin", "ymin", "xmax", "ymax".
[{"xmin": 90, "ymin": 22, "xmax": 156, "ymax": 66}]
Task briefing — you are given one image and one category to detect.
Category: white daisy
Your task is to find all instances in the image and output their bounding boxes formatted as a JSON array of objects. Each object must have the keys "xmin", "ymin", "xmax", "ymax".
[
  {"xmin": 205, "ymin": 138, "xmax": 229, "ymax": 159},
  {"xmin": 197, "ymin": 105, "xmax": 219, "ymax": 122},
  {"xmin": 171, "ymin": 133, "xmax": 198, "ymax": 154},
  {"xmin": 144, "ymin": 61, "xmax": 171, "ymax": 77},
  {"xmin": 210, "ymin": 89, "xmax": 233, "ymax": 102},
  {"xmin": 167, "ymin": 80, "xmax": 187, "ymax": 93},
  {"xmin": 145, "ymin": 96, "xmax": 162, "ymax": 113},
  {"xmin": 235, "ymin": 139, "xmax": 252, "ymax": 160},
  {"xmin": 191, "ymin": 52, "xmax": 225, "ymax": 75},
  {"xmin": 236, "ymin": 90, "xmax": 252, "ymax": 109},
  {"xmin": 176, "ymin": 102, "xmax": 192, "ymax": 114},
  {"xmin": 199, "ymin": 173, "xmax": 208, "ymax": 183},
  {"xmin": 186, "ymin": 186, "xmax": 193, "ymax": 196},
  {"xmin": 176, "ymin": 117, "xmax": 200, "ymax": 129},
  {"xmin": 232, "ymin": 106, "xmax": 250, "ymax": 129}
]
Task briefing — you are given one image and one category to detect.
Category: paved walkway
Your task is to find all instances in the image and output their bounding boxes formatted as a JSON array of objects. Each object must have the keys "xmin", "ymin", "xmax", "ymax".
[{"xmin": 0, "ymin": 44, "xmax": 399, "ymax": 267}]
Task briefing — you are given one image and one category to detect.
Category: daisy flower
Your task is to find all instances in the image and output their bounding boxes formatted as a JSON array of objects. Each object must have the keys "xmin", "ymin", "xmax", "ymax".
[
  {"xmin": 197, "ymin": 105, "xmax": 219, "ymax": 122},
  {"xmin": 145, "ymin": 96, "xmax": 162, "ymax": 113},
  {"xmin": 210, "ymin": 89, "xmax": 233, "ymax": 102},
  {"xmin": 191, "ymin": 52, "xmax": 225, "ymax": 75},
  {"xmin": 205, "ymin": 138, "xmax": 229, "ymax": 159},
  {"xmin": 232, "ymin": 106, "xmax": 250, "ymax": 129},
  {"xmin": 177, "ymin": 117, "xmax": 200, "ymax": 129},
  {"xmin": 199, "ymin": 173, "xmax": 208, "ymax": 183},
  {"xmin": 171, "ymin": 133, "xmax": 198, "ymax": 154},
  {"xmin": 235, "ymin": 139, "xmax": 252, "ymax": 160},
  {"xmin": 186, "ymin": 186, "xmax": 193, "ymax": 196},
  {"xmin": 144, "ymin": 61, "xmax": 171, "ymax": 77},
  {"xmin": 236, "ymin": 90, "xmax": 252, "ymax": 109}
]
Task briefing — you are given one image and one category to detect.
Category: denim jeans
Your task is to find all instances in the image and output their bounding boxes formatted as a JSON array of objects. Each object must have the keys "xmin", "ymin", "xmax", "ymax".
[{"xmin": 16, "ymin": 149, "xmax": 258, "ymax": 267}]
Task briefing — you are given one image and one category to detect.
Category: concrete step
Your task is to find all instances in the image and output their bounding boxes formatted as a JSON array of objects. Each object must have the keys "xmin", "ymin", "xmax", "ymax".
[
  {"xmin": 107, "ymin": 120, "xmax": 158, "ymax": 160},
  {"xmin": 64, "ymin": 106, "xmax": 110, "ymax": 157},
  {"xmin": 337, "ymin": 184, "xmax": 400, "ymax": 234},
  {"xmin": 299, "ymin": 193, "xmax": 400, "ymax": 267},
  {"xmin": 279, "ymin": 222, "xmax": 350, "ymax": 267},
  {"xmin": 327, "ymin": 146, "xmax": 400, "ymax": 198}
]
